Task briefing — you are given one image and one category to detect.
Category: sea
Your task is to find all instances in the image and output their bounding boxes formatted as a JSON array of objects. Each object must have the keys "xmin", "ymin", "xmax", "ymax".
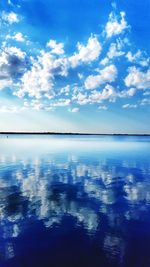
[{"xmin": 0, "ymin": 134, "xmax": 150, "ymax": 267}]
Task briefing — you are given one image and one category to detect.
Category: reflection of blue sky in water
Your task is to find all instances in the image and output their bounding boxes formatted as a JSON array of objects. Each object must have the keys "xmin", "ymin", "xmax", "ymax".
[{"xmin": 0, "ymin": 135, "xmax": 150, "ymax": 266}]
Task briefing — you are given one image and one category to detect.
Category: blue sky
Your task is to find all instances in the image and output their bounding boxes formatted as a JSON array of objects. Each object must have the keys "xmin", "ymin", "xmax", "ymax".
[{"xmin": 0, "ymin": 0, "xmax": 150, "ymax": 133}]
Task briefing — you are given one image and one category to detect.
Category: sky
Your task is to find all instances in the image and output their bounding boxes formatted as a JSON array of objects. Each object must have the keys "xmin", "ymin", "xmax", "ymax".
[{"xmin": 0, "ymin": 0, "xmax": 150, "ymax": 133}]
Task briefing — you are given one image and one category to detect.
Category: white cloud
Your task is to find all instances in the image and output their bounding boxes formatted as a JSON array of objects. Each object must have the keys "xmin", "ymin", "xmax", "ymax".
[
  {"xmin": 89, "ymin": 84, "xmax": 116, "ymax": 102},
  {"xmin": 38, "ymin": 51, "xmax": 68, "ymax": 76},
  {"xmin": 13, "ymin": 36, "xmax": 102, "ymax": 100},
  {"xmin": 124, "ymin": 67, "xmax": 150, "ymax": 89},
  {"xmin": 1, "ymin": 13, "xmax": 148, "ymax": 112},
  {"xmin": 30, "ymin": 100, "xmax": 44, "ymax": 110},
  {"xmin": 44, "ymin": 106, "xmax": 55, "ymax": 111},
  {"xmin": 0, "ymin": 105, "xmax": 18, "ymax": 113},
  {"xmin": 59, "ymin": 85, "xmax": 70, "ymax": 95},
  {"xmin": 16, "ymin": 62, "xmax": 54, "ymax": 98},
  {"xmin": 107, "ymin": 43, "xmax": 124, "ymax": 59},
  {"xmin": 33, "ymin": 104, "xmax": 44, "ymax": 110},
  {"xmin": 51, "ymin": 99, "xmax": 71, "ymax": 107},
  {"xmin": 0, "ymin": 46, "xmax": 27, "ymax": 89},
  {"xmin": 140, "ymin": 98, "xmax": 150, "ymax": 106},
  {"xmin": 126, "ymin": 50, "xmax": 149, "ymax": 67},
  {"xmin": 47, "ymin": 40, "xmax": 64, "ymax": 55},
  {"xmin": 122, "ymin": 103, "xmax": 137, "ymax": 109},
  {"xmin": 72, "ymin": 91, "xmax": 89, "ymax": 105},
  {"xmin": 6, "ymin": 32, "xmax": 25, "ymax": 42},
  {"xmin": 100, "ymin": 57, "xmax": 109, "ymax": 66},
  {"xmin": 73, "ymin": 84, "xmax": 116, "ymax": 106},
  {"xmin": 23, "ymin": 98, "xmax": 70, "ymax": 110},
  {"xmin": 8, "ymin": 0, "xmax": 13, "ymax": 5},
  {"xmin": 100, "ymin": 40, "xmax": 125, "ymax": 65},
  {"xmin": 126, "ymin": 50, "xmax": 141, "ymax": 62},
  {"xmin": 119, "ymin": 88, "xmax": 136, "ymax": 98},
  {"xmin": 85, "ymin": 65, "xmax": 117, "ymax": 90},
  {"xmin": 98, "ymin": 105, "xmax": 108, "ymax": 110},
  {"xmin": 23, "ymin": 100, "xmax": 56, "ymax": 111},
  {"xmin": 23, "ymin": 101, "xmax": 29, "ymax": 108},
  {"xmin": 2, "ymin": 11, "xmax": 19, "ymax": 24},
  {"xmin": 78, "ymin": 73, "xmax": 84, "ymax": 80},
  {"xmin": 69, "ymin": 36, "xmax": 102, "ymax": 68},
  {"xmin": 0, "ymin": 79, "xmax": 13, "ymax": 90},
  {"xmin": 126, "ymin": 88, "xmax": 136, "ymax": 96},
  {"xmin": 2, "ymin": 46, "xmax": 26, "ymax": 59},
  {"xmin": 143, "ymin": 91, "xmax": 150, "ymax": 96},
  {"xmin": 69, "ymin": 107, "xmax": 79, "ymax": 112},
  {"xmin": 105, "ymin": 11, "xmax": 128, "ymax": 38},
  {"xmin": 15, "ymin": 51, "xmax": 69, "ymax": 99}
]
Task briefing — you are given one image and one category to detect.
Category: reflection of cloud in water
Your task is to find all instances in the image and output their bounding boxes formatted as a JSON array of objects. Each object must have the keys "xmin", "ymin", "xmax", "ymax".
[
  {"xmin": 103, "ymin": 233, "xmax": 125, "ymax": 264},
  {"xmin": 0, "ymin": 147, "xmax": 150, "ymax": 262}
]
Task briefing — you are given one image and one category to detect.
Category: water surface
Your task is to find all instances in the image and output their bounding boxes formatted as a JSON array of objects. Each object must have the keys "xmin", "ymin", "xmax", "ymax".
[{"xmin": 0, "ymin": 135, "xmax": 150, "ymax": 267}]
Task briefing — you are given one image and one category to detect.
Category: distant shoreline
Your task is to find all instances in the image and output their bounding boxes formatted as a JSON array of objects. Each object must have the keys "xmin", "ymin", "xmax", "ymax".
[{"xmin": 0, "ymin": 132, "xmax": 150, "ymax": 136}]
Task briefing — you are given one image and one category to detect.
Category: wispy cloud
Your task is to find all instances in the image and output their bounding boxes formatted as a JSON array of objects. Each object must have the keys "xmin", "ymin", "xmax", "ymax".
[{"xmin": 122, "ymin": 104, "xmax": 137, "ymax": 109}]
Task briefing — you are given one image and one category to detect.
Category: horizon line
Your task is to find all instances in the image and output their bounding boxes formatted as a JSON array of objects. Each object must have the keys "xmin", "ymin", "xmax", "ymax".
[{"xmin": 0, "ymin": 132, "xmax": 150, "ymax": 136}]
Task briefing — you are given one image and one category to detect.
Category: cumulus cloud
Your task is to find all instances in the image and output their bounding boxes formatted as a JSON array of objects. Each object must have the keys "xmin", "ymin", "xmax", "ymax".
[
  {"xmin": 107, "ymin": 42, "xmax": 124, "ymax": 59},
  {"xmin": 105, "ymin": 11, "xmax": 128, "ymax": 38},
  {"xmin": 85, "ymin": 65, "xmax": 117, "ymax": 90},
  {"xmin": 6, "ymin": 32, "xmax": 25, "ymax": 42},
  {"xmin": 119, "ymin": 88, "xmax": 136, "ymax": 98},
  {"xmin": 100, "ymin": 57, "xmax": 109, "ymax": 66},
  {"xmin": 15, "ymin": 51, "xmax": 69, "ymax": 98},
  {"xmin": 72, "ymin": 91, "xmax": 89, "ymax": 105},
  {"xmin": 0, "ymin": 5, "xmax": 149, "ymax": 112},
  {"xmin": 47, "ymin": 40, "xmax": 64, "ymax": 55},
  {"xmin": 0, "ymin": 79, "xmax": 13, "ymax": 90},
  {"xmin": 100, "ymin": 39, "xmax": 126, "ymax": 65},
  {"xmin": 126, "ymin": 50, "xmax": 149, "ymax": 67},
  {"xmin": 69, "ymin": 36, "xmax": 102, "ymax": 68},
  {"xmin": 90, "ymin": 84, "xmax": 116, "ymax": 102},
  {"xmin": 2, "ymin": 11, "xmax": 19, "ymax": 24},
  {"xmin": 69, "ymin": 107, "xmax": 79, "ymax": 112},
  {"xmin": 0, "ymin": 46, "xmax": 27, "ymax": 89},
  {"xmin": 14, "ymin": 35, "xmax": 103, "ymax": 99},
  {"xmin": 73, "ymin": 84, "xmax": 116, "ymax": 106},
  {"xmin": 13, "ymin": 36, "xmax": 102, "ymax": 99},
  {"xmin": 72, "ymin": 85, "xmax": 136, "ymax": 107},
  {"xmin": 23, "ymin": 100, "xmax": 41, "ymax": 110},
  {"xmin": 126, "ymin": 50, "xmax": 141, "ymax": 62},
  {"xmin": 15, "ymin": 63, "xmax": 53, "ymax": 98},
  {"xmin": 124, "ymin": 67, "xmax": 150, "ymax": 89}
]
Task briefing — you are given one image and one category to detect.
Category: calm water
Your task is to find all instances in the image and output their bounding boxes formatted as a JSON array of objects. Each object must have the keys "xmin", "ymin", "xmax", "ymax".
[{"xmin": 0, "ymin": 135, "xmax": 150, "ymax": 267}]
